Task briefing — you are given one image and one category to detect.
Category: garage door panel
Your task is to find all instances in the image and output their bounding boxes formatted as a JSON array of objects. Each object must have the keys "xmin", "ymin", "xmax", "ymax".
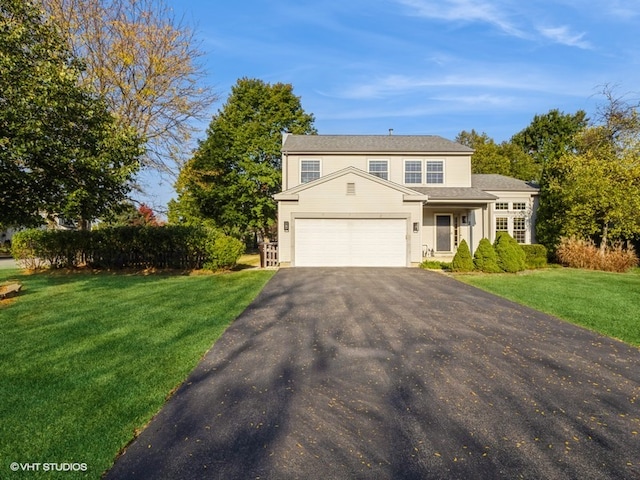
[{"xmin": 294, "ymin": 219, "xmax": 407, "ymax": 267}]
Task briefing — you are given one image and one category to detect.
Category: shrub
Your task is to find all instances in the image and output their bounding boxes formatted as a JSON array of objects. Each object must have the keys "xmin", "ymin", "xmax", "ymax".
[
  {"xmin": 556, "ymin": 237, "xmax": 638, "ymax": 272},
  {"xmin": 203, "ymin": 230, "xmax": 245, "ymax": 271},
  {"xmin": 606, "ymin": 242, "xmax": 639, "ymax": 272},
  {"xmin": 419, "ymin": 260, "xmax": 451, "ymax": 270},
  {"xmin": 451, "ymin": 239, "xmax": 474, "ymax": 272},
  {"xmin": 11, "ymin": 229, "xmax": 48, "ymax": 269},
  {"xmin": 473, "ymin": 238, "xmax": 502, "ymax": 273},
  {"xmin": 494, "ymin": 232, "xmax": 526, "ymax": 273},
  {"xmin": 521, "ymin": 244, "xmax": 548, "ymax": 269}
]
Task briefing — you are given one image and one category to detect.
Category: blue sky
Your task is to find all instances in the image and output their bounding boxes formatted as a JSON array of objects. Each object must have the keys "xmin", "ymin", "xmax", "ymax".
[{"xmin": 148, "ymin": 0, "xmax": 640, "ymax": 209}]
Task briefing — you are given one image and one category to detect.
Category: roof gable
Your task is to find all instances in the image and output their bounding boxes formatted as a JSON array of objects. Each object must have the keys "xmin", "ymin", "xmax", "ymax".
[
  {"xmin": 282, "ymin": 134, "xmax": 473, "ymax": 154},
  {"xmin": 274, "ymin": 166, "xmax": 427, "ymax": 201}
]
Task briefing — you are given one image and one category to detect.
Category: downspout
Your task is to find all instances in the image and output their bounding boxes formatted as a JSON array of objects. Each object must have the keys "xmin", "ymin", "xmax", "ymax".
[
  {"xmin": 482, "ymin": 205, "xmax": 487, "ymax": 239},
  {"xmin": 283, "ymin": 151, "xmax": 289, "ymax": 191}
]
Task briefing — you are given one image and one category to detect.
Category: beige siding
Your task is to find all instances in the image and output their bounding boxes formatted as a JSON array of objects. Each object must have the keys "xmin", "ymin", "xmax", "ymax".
[
  {"xmin": 283, "ymin": 153, "xmax": 473, "ymax": 190},
  {"xmin": 278, "ymin": 172, "xmax": 423, "ymax": 266}
]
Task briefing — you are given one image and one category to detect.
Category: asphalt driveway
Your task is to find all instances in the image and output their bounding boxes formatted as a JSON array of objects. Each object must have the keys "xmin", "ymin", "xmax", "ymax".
[{"xmin": 106, "ymin": 268, "xmax": 640, "ymax": 480}]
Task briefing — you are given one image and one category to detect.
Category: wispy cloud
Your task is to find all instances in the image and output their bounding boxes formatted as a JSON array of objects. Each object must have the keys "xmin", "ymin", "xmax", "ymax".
[
  {"xmin": 393, "ymin": 0, "xmax": 595, "ymax": 48},
  {"xmin": 537, "ymin": 25, "xmax": 591, "ymax": 49},
  {"xmin": 394, "ymin": 0, "xmax": 527, "ymax": 38},
  {"xmin": 330, "ymin": 70, "xmax": 553, "ymax": 100}
]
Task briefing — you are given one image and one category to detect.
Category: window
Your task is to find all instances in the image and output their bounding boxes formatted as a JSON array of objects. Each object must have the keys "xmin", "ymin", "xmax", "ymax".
[
  {"xmin": 300, "ymin": 159, "xmax": 320, "ymax": 183},
  {"xmin": 513, "ymin": 202, "xmax": 527, "ymax": 210},
  {"xmin": 426, "ymin": 160, "xmax": 444, "ymax": 184},
  {"xmin": 513, "ymin": 217, "xmax": 526, "ymax": 243},
  {"xmin": 368, "ymin": 160, "xmax": 388, "ymax": 180},
  {"xmin": 404, "ymin": 160, "xmax": 422, "ymax": 184},
  {"xmin": 495, "ymin": 217, "xmax": 508, "ymax": 232},
  {"xmin": 495, "ymin": 202, "xmax": 509, "ymax": 210}
]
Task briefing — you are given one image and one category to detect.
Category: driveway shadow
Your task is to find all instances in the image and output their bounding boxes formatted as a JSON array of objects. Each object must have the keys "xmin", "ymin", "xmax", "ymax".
[{"xmin": 105, "ymin": 268, "xmax": 640, "ymax": 480}]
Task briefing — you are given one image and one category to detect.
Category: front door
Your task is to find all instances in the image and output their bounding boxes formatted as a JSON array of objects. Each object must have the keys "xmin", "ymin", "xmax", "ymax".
[{"xmin": 435, "ymin": 215, "xmax": 451, "ymax": 252}]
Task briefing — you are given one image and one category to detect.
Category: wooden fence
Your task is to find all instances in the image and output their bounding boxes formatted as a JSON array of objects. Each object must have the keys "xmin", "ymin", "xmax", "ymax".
[{"xmin": 260, "ymin": 242, "xmax": 278, "ymax": 267}]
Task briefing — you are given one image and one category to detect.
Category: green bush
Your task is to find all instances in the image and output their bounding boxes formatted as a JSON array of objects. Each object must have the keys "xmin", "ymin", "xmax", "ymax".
[
  {"xmin": 203, "ymin": 229, "xmax": 245, "ymax": 271},
  {"xmin": 419, "ymin": 260, "xmax": 451, "ymax": 270},
  {"xmin": 473, "ymin": 238, "xmax": 502, "ymax": 273},
  {"xmin": 521, "ymin": 244, "xmax": 547, "ymax": 269},
  {"xmin": 451, "ymin": 239, "xmax": 474, "ymax": 272},
  {"xmin": 494, "ymin": 232, "xmax": 526, "ymax": 273},
  {"xmin": 11, "ymin": 229, "xmax": 48, "ymax": 269}
]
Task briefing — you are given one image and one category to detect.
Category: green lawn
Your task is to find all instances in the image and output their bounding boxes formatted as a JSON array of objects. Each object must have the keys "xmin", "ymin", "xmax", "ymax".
[
  {"xmin": 0, "ymin": 268, "xmax": 275, "ymax": 479},
  {"xmin": 457, "ymin": 267, "xmax": 640, "ymax": 346}
]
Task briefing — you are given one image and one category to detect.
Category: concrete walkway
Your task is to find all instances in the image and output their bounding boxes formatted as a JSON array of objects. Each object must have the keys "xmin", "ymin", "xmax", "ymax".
[
  {"xmin": 0, "ymin": 258, "xmax": 17, "ymax": 269},
  {"xmin": 106, "ymin": 268, "xmax": 640, "ymax": 480}
]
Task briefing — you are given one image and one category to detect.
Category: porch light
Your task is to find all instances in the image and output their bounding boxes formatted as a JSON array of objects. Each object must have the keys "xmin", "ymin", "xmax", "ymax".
[
  {"xmin": 413, "ymin": 222, "xmax": 419, "ymax": 233},
  {"xmin": 284, "ymin": 221, "xmax": 289, "ymax": 232}
]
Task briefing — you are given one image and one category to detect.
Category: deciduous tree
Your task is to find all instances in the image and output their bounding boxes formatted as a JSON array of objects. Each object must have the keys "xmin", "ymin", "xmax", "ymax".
[
  {"xmin": 511, "ymin": 109, "xmax": 589, "ymax": 166},
  {"xmin": 0, "ymin": 0, "xmax": 142, "ymax": 228},
  {"xmin": 172, "ymin": 78, "xmax": 316, "ymax": 239},
  {"xmin": 539, "ymin": 91, "xmax": 640, "ymax": 252},
  {"xmin": 455, "ymin": 130, "xmax": 540, "ymax": 181},
  {"xmin": 511, "ymin": 109, "xmax": 589, "ymax": 250},
  {"xmin": 40, "ymin": 0, "xmax": 216, "ymax": 177}
]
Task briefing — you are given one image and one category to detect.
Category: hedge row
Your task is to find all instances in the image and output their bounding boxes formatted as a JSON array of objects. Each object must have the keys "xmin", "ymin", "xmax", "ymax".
[{"xmin": 10, "ymin": 226, "xmax": 245, "ymax": 271}]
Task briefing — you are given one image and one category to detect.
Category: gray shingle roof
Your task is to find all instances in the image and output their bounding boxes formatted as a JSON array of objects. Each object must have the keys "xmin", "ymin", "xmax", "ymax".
[
  {"xmin": 471, "ymin": 174, "xmax": 539, "ymax": 192},
  {"xmin": 410, "ymin": 187, "xmax": 498, "ymax": 201},
  {"xmin": 282, "ymin": 134, "xmax": 473, "ymax": 153}
]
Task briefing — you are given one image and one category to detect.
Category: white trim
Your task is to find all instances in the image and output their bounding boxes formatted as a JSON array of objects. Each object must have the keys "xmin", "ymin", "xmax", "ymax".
[
  {"xmin": 368, "ymin": 159, "xmax": 389, "ymax": 180},
  {"xmin": 404, "ymin": 159, "xmax": 423, "ymax": 184},
  {"xmin": 425, "ymin": 159, "xmax": 445, "ymax": 185},
  {"xmin": 299, "ymin": 158, "xmax": 322, "ymax": 184}
]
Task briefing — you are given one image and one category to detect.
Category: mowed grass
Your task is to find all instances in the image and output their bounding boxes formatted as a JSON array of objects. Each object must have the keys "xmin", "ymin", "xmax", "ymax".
[
  {"xmin": 0, "ymin": 268, "xmax": 275, "ymax": 479},
  {"xmin": 457, "ymin": 267, "xmax": 640, "ymax": 346}
]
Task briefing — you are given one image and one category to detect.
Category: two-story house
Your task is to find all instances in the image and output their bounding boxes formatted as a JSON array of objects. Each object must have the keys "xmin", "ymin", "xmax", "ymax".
[{"xmin": 275, "ymin": 134, "xmax": 538, "ymax": 267}]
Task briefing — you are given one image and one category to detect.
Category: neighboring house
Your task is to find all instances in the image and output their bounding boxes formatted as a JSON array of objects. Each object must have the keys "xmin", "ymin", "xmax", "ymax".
[
  {"xmin": 0, "ymin": 216, "xmax": 90, "ymax": 246},
  {"xmin": 275, "ymin": 134, "xmax": 539, "ymax": 267}
]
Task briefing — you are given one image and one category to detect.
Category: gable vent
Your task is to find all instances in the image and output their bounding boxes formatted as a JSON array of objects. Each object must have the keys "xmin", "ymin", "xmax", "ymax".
[{"xmin": 346, "ymin": 182, "xmax": 356, "ymax": 195}]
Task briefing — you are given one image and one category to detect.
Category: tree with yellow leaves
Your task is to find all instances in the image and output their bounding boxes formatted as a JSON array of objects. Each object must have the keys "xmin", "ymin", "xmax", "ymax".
[{"xmin": 40, "ymin": 0, "xmax": 216, "ymax": 178}]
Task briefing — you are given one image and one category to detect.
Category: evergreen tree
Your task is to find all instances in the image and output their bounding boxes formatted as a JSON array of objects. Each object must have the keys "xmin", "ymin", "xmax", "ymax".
[
  {"xmin": 451, "ymin": 239, "xmax": 474, "ymax": 272},
  {"xmin": 494, "ymin": 232, "xmax": 526, "ymax": 273},
  {"xmin": 473, "ymin": 238, "xmax": 502, "ymax": 273}
]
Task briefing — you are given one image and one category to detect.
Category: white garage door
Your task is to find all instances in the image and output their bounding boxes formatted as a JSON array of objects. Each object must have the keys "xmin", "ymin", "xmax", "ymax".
[{"xmin": 294, "ymin": 218, "xmax": 407, "ymax": 267}]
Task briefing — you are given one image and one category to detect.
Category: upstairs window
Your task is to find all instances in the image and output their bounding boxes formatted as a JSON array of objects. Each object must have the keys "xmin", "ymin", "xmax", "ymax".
[
  {"xmin": 300, "ymin": 159, "xmax": 320, "ymax": 183},
  {"xmin": 495, "ymin": 202, "xmax": 509, "ymax": 210},
  {"xmin": 513, "ymin": 202, "xmax": 527, "ymax": 210},
  {"xmin": 404, "ymin": 160, "xmax": 422, "ymax": 184},
  {"xmin": 426, "ymin": 160, "xmax": 444, "ymax": 184},
  {"xmin": 368, "ymin": 160, "xmax": 389, "ymax": 180}
]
